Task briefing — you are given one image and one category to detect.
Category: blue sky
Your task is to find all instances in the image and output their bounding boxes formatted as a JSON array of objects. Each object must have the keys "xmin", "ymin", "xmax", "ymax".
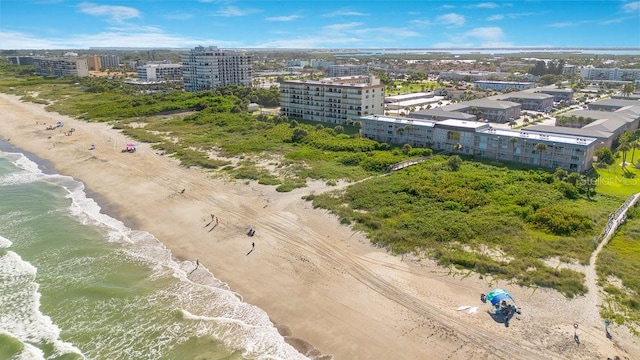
[{"xmin": 0, "ymin": 0, "xmax": 639, "ymax": 49}]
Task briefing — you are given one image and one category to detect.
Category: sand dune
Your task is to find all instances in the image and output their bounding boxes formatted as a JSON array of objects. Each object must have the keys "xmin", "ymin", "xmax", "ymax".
[{"xmin": 1, "ymin": 93, "xmax": 637, "ymax": 360}]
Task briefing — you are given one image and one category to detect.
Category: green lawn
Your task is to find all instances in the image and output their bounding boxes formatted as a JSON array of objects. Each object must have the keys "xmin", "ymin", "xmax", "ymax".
[{"xmin": 594, "ymin": 151, "xmax": 640, "ymax": 199}]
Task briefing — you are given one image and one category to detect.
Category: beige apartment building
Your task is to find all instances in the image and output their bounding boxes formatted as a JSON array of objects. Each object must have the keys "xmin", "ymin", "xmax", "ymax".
[
  {"xmin": 33, "ymin": 57, "xmax": 89, "ymax": 78},
  {"xmin": 85, "ymin": 55, "xmax": 101, "ymax": 71},
  {"xmin": 280, "ymin": 76, "xmax": 384, "ymax": 125}
]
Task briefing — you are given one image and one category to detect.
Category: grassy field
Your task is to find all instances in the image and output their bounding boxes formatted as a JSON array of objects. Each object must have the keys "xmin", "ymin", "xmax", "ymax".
[
  {"xmin": 0, "ymin": 62, "xmax": 636, "ymax": 304},
  {"xmin": 306, "ymin": 157, "xmax": 623, "ymax": 297},
  {"xmin": 594, "ymin": 152, "xmax": 640, "ymax": 199}
]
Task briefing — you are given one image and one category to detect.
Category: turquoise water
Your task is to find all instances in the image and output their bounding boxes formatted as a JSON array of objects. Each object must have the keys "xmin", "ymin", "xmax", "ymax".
[{"xmin": 0, "ymin": 147, "xmax": 307, "ymax": 360}]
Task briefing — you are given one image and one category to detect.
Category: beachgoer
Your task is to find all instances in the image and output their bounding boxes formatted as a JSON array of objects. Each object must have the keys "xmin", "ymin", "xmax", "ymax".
[
  {"xmin": 180, "ymin": 188, "xmax": 185, "ymax": 194},
  {"xmin": 252, "ymin": 242, "xmax": 255, "ymax": 248}
]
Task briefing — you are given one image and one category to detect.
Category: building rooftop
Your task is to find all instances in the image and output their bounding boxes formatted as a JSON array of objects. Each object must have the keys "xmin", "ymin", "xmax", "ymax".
[
  {"xmin": 475, "ymin": 80, "xmax": 534, "ymax": 85},
  {"xmin": 588, "ymin": 98, "xmax": 640, "ymax": 108},
  {"xmin": 582, "ymin": 118, "xmax": 629, "ymax": 133},
  {"xmin": 535, "ymin": 88, "xmax": 574, "ymax": 94},
  {"xmin": 483, "ymin": 127, "xmax": 598, "ymax": 146},
  {"xmin": 409, "ymin": 108, "xmax": 476, "ymax": 121},
  {"xmin": 385, "ymin": 92, "xmax": 434, "ymax": 101},
  {"xmin": 444, "ymin": 98, "xmax": 520, "ymax": 110},
  {"xmin": 436, "ymin": 119, "xmax": 489, "ymax": 130},
  {"xmin": 525, "ymin": 125, "xmax": 613, "ymax": 139},
  {"xmin": 363, "ymin": 114, "xmax": 436, "ymax": 127},
  {"xmin": 282, "ymin": 78, "xmax": 379, "ymax": 87},
  {"xmin": 494, "ymin": 92, "xmax": 554, "ymax": 100}
]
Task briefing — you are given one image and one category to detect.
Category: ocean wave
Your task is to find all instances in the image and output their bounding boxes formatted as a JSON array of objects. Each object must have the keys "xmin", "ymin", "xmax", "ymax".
[{"xmin": 0, "ymin": 250, "xmax": 85, "ymax": 359}]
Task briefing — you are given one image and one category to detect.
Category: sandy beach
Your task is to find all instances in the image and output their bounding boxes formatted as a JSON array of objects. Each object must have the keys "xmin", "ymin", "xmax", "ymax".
[{"xmin": 1, "ymin": 92, "xmax": 638, "ymax": 360}]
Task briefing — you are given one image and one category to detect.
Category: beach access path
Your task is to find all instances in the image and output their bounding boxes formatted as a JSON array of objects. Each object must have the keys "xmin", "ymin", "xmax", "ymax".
[{"xmin": 1, "ymin": 93, "xmax": 638, "ymax": 360}]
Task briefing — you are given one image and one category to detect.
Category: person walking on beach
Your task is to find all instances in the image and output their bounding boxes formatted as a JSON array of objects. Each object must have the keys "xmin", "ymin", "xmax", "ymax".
[
  {"xmin": 246, "ymin": 242, "xmax": 255, "ymax": 256},
  {"xmin": 189, "ymin": 259, "xmax": 199, "ymax": 274}
]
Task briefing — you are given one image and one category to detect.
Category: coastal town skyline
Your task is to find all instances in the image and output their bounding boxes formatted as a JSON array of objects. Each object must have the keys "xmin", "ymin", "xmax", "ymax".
[{"xmin": 1, "ymin": 1, "xmax": 639, "ymax": 50}]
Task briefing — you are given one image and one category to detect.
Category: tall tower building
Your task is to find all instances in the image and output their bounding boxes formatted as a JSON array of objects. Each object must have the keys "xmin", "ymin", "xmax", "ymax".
[{"xmin": 181, "ymin": 46, "xmax": 252, "ymax": 92}]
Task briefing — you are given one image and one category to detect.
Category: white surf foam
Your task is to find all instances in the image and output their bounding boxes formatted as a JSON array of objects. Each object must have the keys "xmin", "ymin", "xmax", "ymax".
[
  {"xmin": 0, "ymin": 250, "xmax": 85, "ymax": 358},
  {"xmin": 0, "ymin": 235, "xmax": 12, "ymax": 248}
]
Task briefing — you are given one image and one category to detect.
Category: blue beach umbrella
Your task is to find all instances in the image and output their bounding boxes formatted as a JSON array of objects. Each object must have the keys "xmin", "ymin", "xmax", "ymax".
[{"xmin": 485, "ymin": 288, "xmax": 515, "ymax": 306}]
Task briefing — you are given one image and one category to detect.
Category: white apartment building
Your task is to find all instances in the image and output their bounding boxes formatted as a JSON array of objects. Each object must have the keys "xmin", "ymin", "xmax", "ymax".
[
  {"xmin": 33, "ymin": 57, "xmax": 89, "ymax": 78},
  {"xmin": 137, "ymin": 63, "xmax": 182, "ymax": 82},
  {"xmin": 580, "ymin": 67, "xmax": 640, "ymax": 82},
  {"xmin": 181, "ymin": 46, "xmax": 252, "ymax": 92},
  {"xmin": 360, "ymin": 115, "xmax": 597, "ymax": 172},
  {"xmin": 100, "ymin": 55, "xmax": 120, "ymax": 69},
  {"xmin": 326, "ymin": 65, "xmax": 368, "ymax": 78},
  {"xmin": 280, "ymin": 76, "xmax": 385, "ymax": 125}
]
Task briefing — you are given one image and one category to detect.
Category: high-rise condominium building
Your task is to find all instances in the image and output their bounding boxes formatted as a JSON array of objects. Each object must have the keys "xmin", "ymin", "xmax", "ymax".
[
  {"xmin": 280, "ymin": 76, "xmax": 385, "ymax": 125},
  {"xmin": 100, "ymin": 55, "xmax": 120, "ymax": 69},
  {"xmin": 33, "ymin": 57, "xmax": 89, "ymax": 78},
  {"xmin": 181, "ymin": 46, "xmax": 252, "ymax": 92}
]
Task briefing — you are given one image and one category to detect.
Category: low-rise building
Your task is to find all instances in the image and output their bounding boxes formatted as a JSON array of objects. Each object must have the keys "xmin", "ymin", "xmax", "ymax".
[
  {"xmin": 534, "ymin": 88, "xmax": 574, "ymax": 102},
  {"xmin": 33, "ymin": 57, "xmax": 89, "ymax": 77},
  {"xmin": 280, "ymin": 76, "xmax": 384, "ymax": 125},
  {"xmin": 360, "ymin": 115, "xmax": 597, "ymax": 172},
  {"xmin": 442, "ymin": 99, "xmax": 521, "ymax": 123},
  {"xmin": 384, "ymin": 92, "xmax": 441, "ymax": 110},
  {"xmin": 137, "ymin": 63, "xmax": 182, "ymax": 82},
  {"xmin": 587, "ymin": 99, "xmax": 640, "ymax": 112},
  {"xmin": 492, "ymin": 92, "xmax": 554, "ymax": 111},
  {"xmin": 475, "ymin": 81, "xmax": 535, "ymax": 91},
  {"xmin": 408, "ymin": 108, "xmax": 476, "ymax": 122}
]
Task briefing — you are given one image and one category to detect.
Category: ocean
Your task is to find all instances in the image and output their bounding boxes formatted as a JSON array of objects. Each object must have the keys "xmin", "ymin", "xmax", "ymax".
[{"xmin": 0, "ymin": 144, "xmax": 308, "ymax": 360}]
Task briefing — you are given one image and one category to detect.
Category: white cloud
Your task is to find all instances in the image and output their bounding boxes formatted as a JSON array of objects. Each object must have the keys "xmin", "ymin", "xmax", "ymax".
[
  {"xmin": 265, "ymin": 14, "xmax": 301, "ymax": 22},
  {"xmin": 164, "ymin": 12, "xmax": 194, "ymax": 20},
  {"xmin": 465, "ymin": 27, "xmax": 505, "ymax": 41},
  {"xmin": 437, "ymin": 13, "xmax": 465, "ymax": 26},
  {"xmin": 622, "ymin": 1, "xmax": 640, "ymax": 12},
  {"xmin": 352, "ymin": 27, "xmax": 419, "ymax": 37},
  {"xmin": 323, "ymin": 8, "xmax": 368, "ymax": 17},
  {"xmin": 0, "ymin": 29, "xmax": 239, "ymax": 49},
  {"xmin": 547, "ymin": 21, "xmax": 579, "ymax": 28},
  {"xmin": 323, "ymin": 22, "xmax": 363, "ymax": 32},
  {"xmin": 214, "ymin": 6, "xmax": 260, "ymax": 17},
  {"xmin": 77, "ymin": 2, "xmax": 140, "ymax": 22},
  {"xmin": 410, "ymin": 19, "xmax": 432, "ymax": 27},
  {"xmin": 473, "ymin": 2, "xmax": 499, "ymax": 9},
  {"xmin": 599, "ymin": 16, "xmax": 636, "ymax": 25},
  {"xmin": 487, "ymin": 14, "xmax": 504, "ymax": 21}
]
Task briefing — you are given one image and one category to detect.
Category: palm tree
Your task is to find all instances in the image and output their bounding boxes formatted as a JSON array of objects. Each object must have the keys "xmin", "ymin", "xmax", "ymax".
[
  {"xmin": 535, "ymin": 143, "xmax": 547, "ymax": 166},
  {"xmin": 618, "ymin": 142, "xmax": 631, "ymax": 168},
  {"xmin": 631, "ymin": 140, "xmax": 639, "ymax": 165},
  {"xmin": 509, "ymin": 138, "xmax": 518, "ymax": 159}
]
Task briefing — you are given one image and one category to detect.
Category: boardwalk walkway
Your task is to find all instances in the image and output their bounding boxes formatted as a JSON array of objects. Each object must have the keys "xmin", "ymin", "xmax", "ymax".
[
  {"xmin": 582, "ymin": 192, "xmax": 640, "ymax": 324},
  {"xmin": 386, "ymin": 156, "xmax": 431, "ymax": 173}
]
